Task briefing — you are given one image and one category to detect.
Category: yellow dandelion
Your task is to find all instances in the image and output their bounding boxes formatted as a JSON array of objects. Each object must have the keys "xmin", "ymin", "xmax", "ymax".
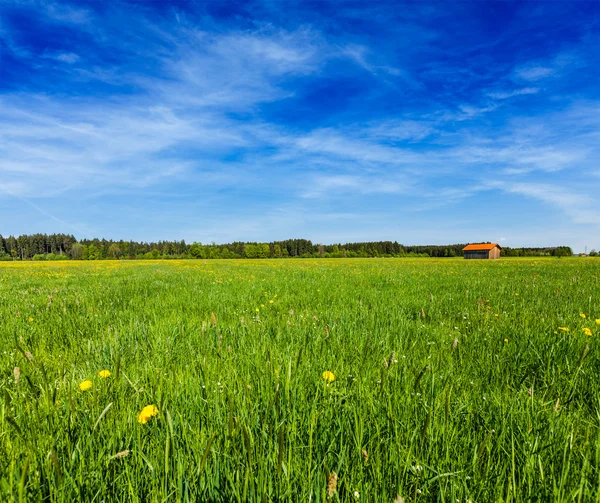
[
  {"xmin": 504, "ymin": 338, "xmax": 508, "ymax": 343},
  {"xmin": 137, "ymin": 404, "xmax": 159, "ymax": 424},
  {"xmin": 558, "ymin": 327, "xmax": 570, "ymax": 332},
  {"xmin": 98, "ymin": 370, "xmax": 111, "ymax": 378},
  {"xmin": 269, "ymin": 299, "xmax": 274, "ymax": 304},
  {"xmin": 494, "ymin": 313, "xmax": 499, "ymax": 317},
  {"xmin": 583, "ymin": 327, "xmax": 592, "ymax": 336},
  {"xmin": 322, "ymin": 370, "xmax": 335, "ymax": 383},
  {"xmin": 580, "ymin": 313, "xmax": 586, "ymax": 319},
  {"xmin": 28, "ymin": 317, "xmax": 33, "ymax": 322},
  {"xmin": 261, "ymin": 304, "xmax": 265, "ymax": 308},
  {"xmin": 596, "ymin": 319, "xmax": 600, "ymax": 325},
  {"xmin": 255, "ymin": 308, "xmax": 259, "ymax": 312},
  {"xmin": 79, "ymin": 380, "xmax": 93, "ymax": 391}
]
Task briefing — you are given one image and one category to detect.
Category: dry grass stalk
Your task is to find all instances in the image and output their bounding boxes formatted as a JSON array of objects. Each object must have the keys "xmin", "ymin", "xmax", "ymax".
[
  {"xmin": 452, "ymin": 338, "xmax": 458, "ymax": 350},
  {"xmin": 326, "ymin": 472, "xmax": 338, "ymax": 499},
  {"xmin": 211, "ymin": 312, "xmax": 217, "ymax": 327},
  {"xmin": 13, "ymin": 367, "xmax": 20, "ymax": 386},
  {"xmin": 109, "ymin": 449, "xmax": 130, "ymax": 460}
]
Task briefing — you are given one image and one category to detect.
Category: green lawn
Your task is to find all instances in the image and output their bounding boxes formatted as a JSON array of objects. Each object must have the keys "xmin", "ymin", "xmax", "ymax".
[{"xmin": 1, "ymin": 258, "xmax": 599, "ymax": 502}]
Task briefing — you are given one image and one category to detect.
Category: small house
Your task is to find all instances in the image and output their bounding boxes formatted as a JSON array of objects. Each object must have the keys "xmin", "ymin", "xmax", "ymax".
[{"xmin": 462, "ymin": 243, "xmax": 502, "ymax": 259}]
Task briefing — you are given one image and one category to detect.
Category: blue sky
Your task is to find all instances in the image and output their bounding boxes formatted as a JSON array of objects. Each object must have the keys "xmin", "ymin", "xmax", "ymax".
[{"xmin": 1, "ymin": 0, "xmax": 599, "ymax": 251}]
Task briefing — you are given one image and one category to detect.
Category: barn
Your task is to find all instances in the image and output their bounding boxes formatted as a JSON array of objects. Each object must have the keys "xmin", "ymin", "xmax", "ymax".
[{"xmin": 462, "ymin": 243, "xmax": 502, "ymax": 259}]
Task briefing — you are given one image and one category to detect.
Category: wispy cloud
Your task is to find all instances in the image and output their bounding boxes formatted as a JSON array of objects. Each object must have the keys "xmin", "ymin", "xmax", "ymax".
[
  {"xmin": 497, "ymin": 181, "xmax": 600, "ymax": 225},
  {"xmin": 514, "ymin": 66, "xmax": 555, "ymax": 81},
  {"xmin": 0, "ymin": 0, "xmax": 598, "ymax": 248},
  {"xmin": 486, "ymin": 87, "xmax": 539, "ymax": 100}
]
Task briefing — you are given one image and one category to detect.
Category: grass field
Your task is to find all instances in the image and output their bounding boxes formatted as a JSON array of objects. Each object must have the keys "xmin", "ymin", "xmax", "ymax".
[{"xmin": 1, "ymin": 258, "xmax": 600, "ymax": 502}]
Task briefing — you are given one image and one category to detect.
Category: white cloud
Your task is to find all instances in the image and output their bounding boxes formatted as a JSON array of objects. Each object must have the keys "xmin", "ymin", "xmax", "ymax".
[
  {"xmin": 300, "ymin": 174, "xmax": 411, "ymax": 198},
  {"xmin": 54, "ymin": 52, "xmax": 80, "ymax": 64},
  {"xmin": 487, "ymin": 87, "xmax": 539, "ymax": 100},
  {"xmin": 515, "ymin": 66, "xmax": 554, "ymax": 81},
  {"xmin": 496, "ymin": 181, "xmax": 600, "ymax": 225}
]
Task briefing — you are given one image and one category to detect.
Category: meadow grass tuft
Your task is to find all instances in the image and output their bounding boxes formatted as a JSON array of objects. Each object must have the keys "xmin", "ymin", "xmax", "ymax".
[{"xmin": 1, "ymin": 257, "xmax": 599, "ymax": 501}]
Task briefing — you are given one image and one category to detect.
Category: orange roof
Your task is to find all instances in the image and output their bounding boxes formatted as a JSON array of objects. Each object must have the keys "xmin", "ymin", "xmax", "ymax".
[{"xmin": 462, "ymin": 243, "xmax": 502, "ymax": 251}]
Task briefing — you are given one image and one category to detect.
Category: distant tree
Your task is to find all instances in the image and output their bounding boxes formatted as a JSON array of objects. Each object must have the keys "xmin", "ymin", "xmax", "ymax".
[
  {"xmin": 589, "ymin": 249, "xmax": 598, "ymax": 257},
  {"xmin": 86, "ymin": 244, "xmax": 101, "ymax": 260},
  {"xmin": 70, "ymin": 243, "xmax": 84, "ymax": 260},
  {"xmin": 107, "ymin": 243, "xmax": 122, "ymax": 259}
]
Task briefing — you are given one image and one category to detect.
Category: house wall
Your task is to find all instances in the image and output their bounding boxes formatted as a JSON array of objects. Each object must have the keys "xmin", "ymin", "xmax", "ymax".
[
  {"xmin": 464, "ymin": 250, "xmax": 490, "ymax": 259},
  {"xmin": 463, "ymin": 247, "xmax": 501, "ymax": 259}
]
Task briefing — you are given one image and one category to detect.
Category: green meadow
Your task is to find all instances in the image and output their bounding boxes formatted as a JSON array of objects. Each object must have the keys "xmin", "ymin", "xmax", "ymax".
[{"xmin": 1, "ymin": 258, "xmax": 600, "ymax": 502}]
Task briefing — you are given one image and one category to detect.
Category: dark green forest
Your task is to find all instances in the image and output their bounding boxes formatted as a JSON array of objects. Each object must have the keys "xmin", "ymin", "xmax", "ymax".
[{"xmin": 0, "ymin": 233, "xmax": 574, "ymax": 260}]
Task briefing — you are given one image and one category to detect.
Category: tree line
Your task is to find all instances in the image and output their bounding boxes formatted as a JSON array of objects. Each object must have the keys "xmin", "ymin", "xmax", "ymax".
[{"xmin": 0, "ymin": 234, "xmax": 574, "ymax": 260}]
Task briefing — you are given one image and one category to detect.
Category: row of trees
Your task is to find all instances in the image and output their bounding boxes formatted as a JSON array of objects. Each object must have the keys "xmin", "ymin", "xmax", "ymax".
[{"xmin": 0, "ymin": 234, "xmax": 574, "ymax": 260}]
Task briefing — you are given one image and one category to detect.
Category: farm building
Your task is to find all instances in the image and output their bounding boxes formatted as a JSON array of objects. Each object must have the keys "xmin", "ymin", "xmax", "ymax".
[{"xmin": 462, "ymin": 243, "xmax": 502, "ymax": 259}]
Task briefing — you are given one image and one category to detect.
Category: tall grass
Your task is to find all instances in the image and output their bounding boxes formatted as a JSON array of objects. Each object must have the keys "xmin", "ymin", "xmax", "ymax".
[{"xmin": 1, "ymin": 258, "xmax": 599, "ymax": 501}]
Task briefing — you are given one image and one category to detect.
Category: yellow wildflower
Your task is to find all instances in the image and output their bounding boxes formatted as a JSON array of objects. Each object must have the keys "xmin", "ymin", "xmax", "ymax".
[
  {"xmin": 580, "ymin": 313, "xmax": 586, "ymax": 319},
  {"xmin": 322, "ymin": 370, "xmax": 335, "ymax": 383},
  {"xmin": 558, "ymin": 327, "xmax": 569, "ymax": 332},
  {"xmin": 255, "ymin": 308, "xmax": 259, "ymax": 312},
  {"xmin": 269, "ymin": 300, "xmax": 274, "ymax": 304},
  {"xmin": 504, "ymin": 338, "xmax": 508, "ymax": 343},
  {"xmin": 137, "ymin": 404, "xmax": 159, "ymax": 424},
  {"xmin": 79, "ymin": 380, "xmax": 93, "ymax": 391},
  {"xmin": 596, "ymin": 319, "xmax": 600, "ymax": 325},
  {"xmin": 98, "ymin": 370, "xmax": 111, "ymax": 378},
  {"xmin": 583, "ymin": 328, "xmax": 592, "ymax": 336},
  {"xmin": 28, "ymin": 317, "xmax": 33, "ymax": 322}
]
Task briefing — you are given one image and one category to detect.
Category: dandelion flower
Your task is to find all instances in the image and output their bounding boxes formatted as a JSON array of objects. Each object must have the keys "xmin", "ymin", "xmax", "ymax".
[
  {"xmin": 28, "ymin": 317, "xmax": 34, "ymax": 322},
  {"xmin": 79, "ymin": 380, "xmax": 93, "ymax": 391},
  {"xmin": 583, "ymin": 327, "xmax": 592, "ymax": 336},
  {"xmin": 255, "ymin": 308, "xmax": 259, "ymax": 312},
  {"xmin": 558, "ymin": 327, "xmax": 569, "ymax": 332},
  {"xmin": 322, "ymin": 370, "xmax": 335, "ymax": 383},
  {"xmin": 596, "ymin": 319, "xmax": 600, "ymax": 325},
  {"xmin": 98, "ymin": 370, "xmax": 111, "ymax": 378},
  {"xmin": 269, "ymin": 299, "xmax": 274, "ymax": 304},
  {"xmin": 580, "ymin": 313, "xmax": 586, "ymax": 319},
  {"xmin": 137, "ymin": 404, "xmax": 159, "ymax": 424},
  {"xmin": 504, "ymin": 338, "xmax": 508, "ymax": 343}
]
